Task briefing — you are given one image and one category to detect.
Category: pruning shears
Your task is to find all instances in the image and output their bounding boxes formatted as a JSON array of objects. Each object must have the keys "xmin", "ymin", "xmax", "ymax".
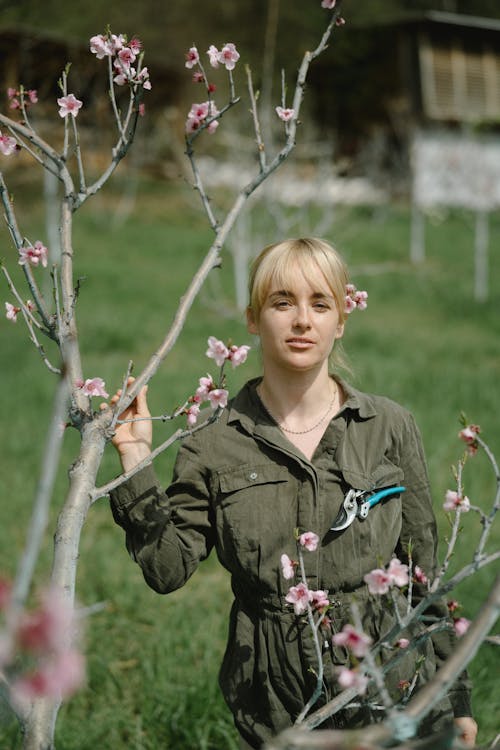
[{"xmin": 330, "ymin": 485, "xmax": 406, "ymax": 532}]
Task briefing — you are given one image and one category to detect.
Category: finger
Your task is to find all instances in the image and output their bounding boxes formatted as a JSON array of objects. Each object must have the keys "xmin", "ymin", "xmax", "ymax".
[{"xmin": 136, "ymin": 385, "xmax": 150, "ymax": 415}]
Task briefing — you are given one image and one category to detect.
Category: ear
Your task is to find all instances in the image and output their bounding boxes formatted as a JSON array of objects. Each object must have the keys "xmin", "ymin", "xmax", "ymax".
[
  {"xmin": 335, "ymin": 322, "xmax": 345, "ymax": 340},
  {"xmin": 246, "ymin": 306, "xmax": 259, "ymax": 335}
]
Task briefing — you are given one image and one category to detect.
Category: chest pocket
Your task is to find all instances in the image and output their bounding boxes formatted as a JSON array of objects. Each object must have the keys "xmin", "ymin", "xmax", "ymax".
[
  {"xmin": 214, "ymin": 464, "xmax": 291, "ymax": 563},
  {"xmin": 341, "ymin": 456, "xmax": 404, "ymax": 493},
  {"xmin": 337, "ymin": 458, "xmax": 405, "ymax": 558}
]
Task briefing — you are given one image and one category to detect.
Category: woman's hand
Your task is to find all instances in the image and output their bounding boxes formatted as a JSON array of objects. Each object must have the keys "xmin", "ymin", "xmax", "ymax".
[
  {"xmin": 102, "ymin": 377, "xmax": 152, "ymax": 473},
  {"xmin": 454, "ymin": 716, "xmax": 478, "ymax": 747}
]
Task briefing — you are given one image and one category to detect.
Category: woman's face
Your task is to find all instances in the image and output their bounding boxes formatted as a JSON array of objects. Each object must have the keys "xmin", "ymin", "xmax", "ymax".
[{"xmin": 247, "ymin": 263, "xmax": 344, "ymax": 376}]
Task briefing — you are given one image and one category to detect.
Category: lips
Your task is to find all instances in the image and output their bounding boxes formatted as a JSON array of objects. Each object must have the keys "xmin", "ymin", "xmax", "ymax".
[{"xmin": 286, "ymin": 337, "xmax": 315, "ymax": 346}]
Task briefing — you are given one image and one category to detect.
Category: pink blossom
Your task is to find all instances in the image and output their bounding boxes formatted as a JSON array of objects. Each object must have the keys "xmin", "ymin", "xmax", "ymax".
[
  {"xmin": 207, "ymin": 388, "xmax": 229, "ymax": 410},
  {"xmin": 109, "ymin": 33, "xmax": 126, "ymax": 54},
  {"xmin": 11, "ymin": 649, "xmax": 85, "ymax": 705},
  {"xmin": 228, "ymin": 345, "xmax": 251, "ymax": 368},
  {"xmin": 413, "ymin": 565, "xmax": 428, "ymax": 585},
  {"xmin": 206, "ymin": 117, "xmax": 219, "ymax": 134},
  {"xmin": 0, "ymin": 131, "xmax": 18, "ymax": 156},
  {"xmin": 453, "ymin": 617, "xmax": 470, "ymax": 637},
  {"xmin": 77, "ymin": 377, "xmax": 109, "ymax": 399},
  {"xmin": 137, "ymin": 67, "xmax": 151, "ymax": 90},
  {"xmin": 207, "ymin": 45, "xmax": 220, "ymax": 68},
  {"xmin": 332, "ymin": 624, "xmax": 372, "ymax": 658},
  {"xmin": 185, "ymin": 46, "xmax": 200, "ymax": 69},
  {"xmin": 192, "ymin": 71, "xmax": 204, "ymax": 83},
  {"xmin": 335, "ymin": 16, "xmax": 346, "ymax": 26},
  {"xmin": 458, "ymin": 424, "xmax": 480, "ymax": 456},
  {"xmin": 354, "ymin": 290, "xmax": 368, "ymax": 310},
  {"xmin": 57, "ymin": 94, "xmax": 83, "ymax": 118},
  {"xmin": 443, "ymin": 490, "xmax": 471, "ymax": 513},
  {"xmin": 27, "ymin": 89, "xmax": 38, "ymax": 103},
  {"xmin": 310, "ymin": 589, "xmax": 330, "ymax": 610},
  {"xmin": 206, "ymin": 336, "xmax": 230, "ymax": 367},
  {"xmin": 5, "ymin": 301, "xmax": 20, "ymax": 322},
  {"xmin": 118, "ymin": 47, "xmax": 136, "ymax": 66},
  {"xmin": 299, "ymin": 531, "xmax": 319, "ymax": 552},
  {"xmin": 196, "ymin": 374, "xmax": 215, "ymax": 401},
  {"xmin": 275, "ymin": 106, "xmax": 295, "ymax": 122},
  {"xmin": 447, "ymin": 599, "xmax": 460, "ymax": 613},
  {"xmin": 396, "ymin": 638, "xmax": 410, "ymax": 648},
  {"xmin": 344, "ymin": 295, "xmax": 357, "ymax": 314},
  {"xmin": 218, "ymin": 43, "xmax": 240, "ymax": 71},
  {"xmin": 139, "ymin": 102, "xmax": 146, "ymax": 117},
  {"xmin": 280, "ymin": 553, "xmax": 295, "ymax": 580},
  {"xmin": 90, "ymin": 34, "xmax": 112, "ymax": 58},
  {"xmin": 387, "ymin": 557, "xmax": 409, "ymax": 587},
  {"xmin": 186, "ymin": 403, "xmax": 201, "ymax": 427},
  {"xmin": 337, "ymin": 667, "xmax": 368, "ymax": 694},
  {"xmin": 186, "ymin": 116, "xmax": 202, "ymax": 134},
  {"xmin": 285, "ymin": 582, "xmax": 312, "ymax": 615},
  {"xmin": 16, "ymin": 588, "xmax": 73, "ymax": 656},
  {"xmin": 321, "ymin": 0, "xmax": 336, "ymax": 8},
  {"xmin": 129, "ymin": 37, "xmax": 142, "ymax": 54},
  {"xmin": 18, "ymin": 241, "xmax": 48, "ymax": 268},
  {"xmin": 364, "ymin": 568, "xmax": 391, "ymax": 595}
]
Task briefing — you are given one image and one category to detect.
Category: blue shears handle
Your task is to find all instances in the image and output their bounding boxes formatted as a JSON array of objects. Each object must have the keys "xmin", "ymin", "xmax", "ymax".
[
  {"xmin": 330, "ymin": 485, "xmax": 406, "ymax": 531},
  {"xmin": 366, "ymin": 486, "xmax": 406, "ymax": 509}
]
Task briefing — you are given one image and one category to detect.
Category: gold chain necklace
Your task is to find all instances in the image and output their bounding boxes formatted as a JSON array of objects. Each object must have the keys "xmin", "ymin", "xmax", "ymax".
[{"xmin": 259, "ymin": 386, "xmax": 337, "ymax": 435}]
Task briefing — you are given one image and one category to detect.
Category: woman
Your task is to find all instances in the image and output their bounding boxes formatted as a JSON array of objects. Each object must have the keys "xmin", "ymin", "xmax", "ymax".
[{"xmin": 108, "ymin": 238, "xmax": 477, "ymax": 749}]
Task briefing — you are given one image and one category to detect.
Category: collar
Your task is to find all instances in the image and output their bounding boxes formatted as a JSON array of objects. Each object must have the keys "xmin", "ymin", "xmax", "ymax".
[{"xmin": 227, "ymin": 376, "xmax": 378, "ymax": 433}]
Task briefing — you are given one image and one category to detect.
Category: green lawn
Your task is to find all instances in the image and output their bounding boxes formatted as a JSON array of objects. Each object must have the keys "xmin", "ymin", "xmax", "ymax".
[{"xmin": 0, "ymin": 173, "xmax": 499, "ymax": 748}]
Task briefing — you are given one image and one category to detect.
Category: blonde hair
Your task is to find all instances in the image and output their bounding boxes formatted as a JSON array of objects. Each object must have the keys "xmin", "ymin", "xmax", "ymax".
[{"xmin": 248, "ymin": 237, "xmax": 352, "ymax": 374}]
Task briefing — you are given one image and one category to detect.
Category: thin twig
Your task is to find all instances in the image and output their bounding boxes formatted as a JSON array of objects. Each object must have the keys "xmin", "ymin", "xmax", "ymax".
[
  {"xmin": 0, "ymin": 173, "xmax": 54, "ymax": 331},
  {"xmin": 295, "ymin": 545, "xmax": 324, "ymax": 724},
  {"xmin": 12, "ymin": 374, "xmax": 69, "ymax": 607},
  {"xmin": 246, "ymin": 65, "xmax": 266, "ymax": 171}
]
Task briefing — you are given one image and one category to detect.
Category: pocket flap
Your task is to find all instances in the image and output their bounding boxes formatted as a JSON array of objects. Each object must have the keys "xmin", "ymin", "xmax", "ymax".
[
  {"xmin": 218, "ymin": 464, "xmax": 289, "ymax": 494},
  {"xmin": 341, "ymin": 458, "xmax": 404, "ymax": 491}
]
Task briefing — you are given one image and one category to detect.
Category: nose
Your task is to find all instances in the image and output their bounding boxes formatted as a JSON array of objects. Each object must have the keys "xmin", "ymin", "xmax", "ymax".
[{"xmin": 292, "ymin": 303, "xmax": 311, "ymax": 330}]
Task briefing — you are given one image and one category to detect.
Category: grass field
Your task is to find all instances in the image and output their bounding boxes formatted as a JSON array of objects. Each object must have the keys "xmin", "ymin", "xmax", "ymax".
[{"xmin": 0, "ymin": 172, "xmax": 499, "ymax": 748}]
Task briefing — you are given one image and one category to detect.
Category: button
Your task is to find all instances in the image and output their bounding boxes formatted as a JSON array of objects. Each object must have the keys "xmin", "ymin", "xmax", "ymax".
[{"xmin": 249, "ymin": 472, "xmax": 258, "ymax": 480}]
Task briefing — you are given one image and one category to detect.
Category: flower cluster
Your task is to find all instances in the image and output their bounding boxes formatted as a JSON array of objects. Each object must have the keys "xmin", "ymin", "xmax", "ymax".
[
  {"xmin": 184, "ymin": 337, "xmax": 250, "ymax": 427},
  {"xmin": 0, "ymin": 585, "xmax": 85, "ymax": 708},
  {"xmin": 75, "ymin": 377, "xmax": 109, "ymax": 399},
  {"xmin": 459, "ymin": 424, "xmax": 480, "ymax": 456},
  {"xmin": 0, "ymin": 130, "xmax": 18, "ymax": 156},
  {"xmin": 184, "ymin": 43, "xmax": 240, "ymax": 136},
  {"xmin": 90, "ymin": 32, "xmax": 151, "ymax": 90},
  {"xmin": 206, "ymin": 336, "xmax": 250, "ymax": 369},
  {"xmin": 7, "ymin": 87, "xmax": 38, "ymax": 110},
  {"xmin": 332, "ymin": 623, "xmax": 373, "ymax": 695},
  {"xmin": 345, "ymin": 284, "xmax": 368, "ymax": 314},
  {"xmin": 363, "ymin": 557, "xmax": 409, "ymax": 595},
  {"xmin": 18, "ymin": 241, "xmax": 48, "ymax": 268},
  {"xmin": 186, "ymin": 101, "xmax": 220, "ymax": 135},
  {"xmin": 282, "ymin": 531, "xmax": 329, "ymax": 616},
  {"xmin": 443, "ymin": 489, "xmax": 470, "ymax": 513}
]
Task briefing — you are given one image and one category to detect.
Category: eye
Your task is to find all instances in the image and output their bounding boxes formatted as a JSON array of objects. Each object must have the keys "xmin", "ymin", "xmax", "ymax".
[
  {"xmin": 274, "ymin": 298, "xmax": 292, "ymax": 309},
  {"xmin": 313, "ymin": 301, "xmax": 330, "ymax": 311}
]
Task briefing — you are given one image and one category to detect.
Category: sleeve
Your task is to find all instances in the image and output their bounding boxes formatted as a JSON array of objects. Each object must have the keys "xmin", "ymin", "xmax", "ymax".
[
  {"xmin": 395, "ymin": 412, "xmax": 473, "ymax": 718},
  {"xmin": 109, "ymin": 436, "xmax": 215, "ymax": 595}
]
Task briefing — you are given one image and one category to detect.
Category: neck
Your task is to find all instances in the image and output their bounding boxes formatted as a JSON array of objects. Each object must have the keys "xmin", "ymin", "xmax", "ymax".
[{"xmin": 259, "ymin": 366, "xmax": 335, "ymax": 418}]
